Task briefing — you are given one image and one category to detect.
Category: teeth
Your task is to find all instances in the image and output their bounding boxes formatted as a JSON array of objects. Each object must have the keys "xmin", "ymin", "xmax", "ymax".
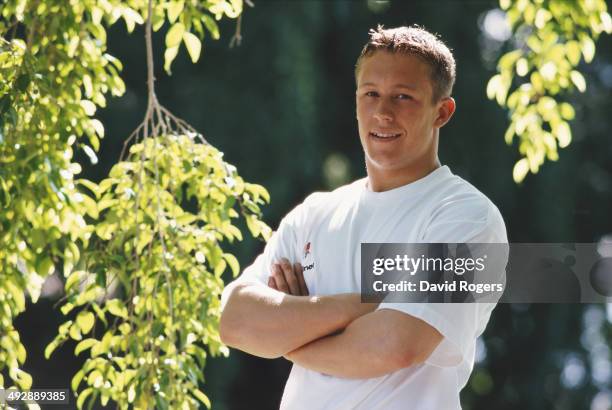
[{"xmin": 372, "ymin": 132, "xmax": 400, "ymax": 138}]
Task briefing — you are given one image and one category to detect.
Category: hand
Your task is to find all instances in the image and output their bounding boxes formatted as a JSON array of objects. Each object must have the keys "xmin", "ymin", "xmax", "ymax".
[{"xmin": 268, "ymin": 258, "xmax": 309, "ymax": 296}]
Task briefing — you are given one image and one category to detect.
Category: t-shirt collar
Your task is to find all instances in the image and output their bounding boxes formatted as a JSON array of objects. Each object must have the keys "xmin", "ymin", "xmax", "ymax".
[{"xmin": 360, "ymin": 165, "xmax": 451, "ymax": 206}]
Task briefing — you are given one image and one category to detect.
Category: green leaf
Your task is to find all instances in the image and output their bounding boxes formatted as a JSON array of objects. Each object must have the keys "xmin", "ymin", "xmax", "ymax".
[
  {"xmin": 127, "ymin": 385, "xmax": 136, "ymax": 403},
  {"xmin": 94, "ymin": 392, "xmax": 107, "ymax": 408},
  {"xmin": 91, "ymin": 303, "xmax": 107, "ymax": 325},
  {"xmin": 245, "ymin": 214, "xmax": 261, "ymax": 237},
  {"xmin": 122, "ymin": 7, "xmax": 144, "ymax": 33},
  {"xmin": 515, "ymin": 58, "xmax": 528, "ymax": 77},
  {"xmin": 559, "ymin": 103, "xmax": 575, "ymax": 120},
  {"xmin": 71, "ymin": 369, "xmax": 85, "ymax": 391},
  {"xmin": 260, "ymin": 222, "xmax": 272, "ymax": 241},
  {"xmin": 61, "ymin": 302, "xmax": 75, "ymax": 315},
  {"xmin": 6, "ymin": 280, "xmax": 25, "ymax": 311},
  {"xmin": 118, "ymin": 323, "xmax": 131, "ymax": 335},
  {"xmin": 77, "ymin": 179, "xmax": 100, "ymax": 198},
  {"xmin": 135, "ymin": 229, "xmax": 153, "ymax": 254},
  {"xmin": 223, "ymin": 253, "xmax": 240, "ymax": 276},
  {"xmin": 152, "ymin": 6, "xmax": 166, "ymax": 31},
  {"xmin": 202, "ymin": 14, "xmax": 220, "ymax": 39},
  {"xmin": 83, "ymin": 74, "xmax": 93, "ymax": 98},
  {"xmin": 486, "ymin": 75, "xmax": 500, "ymax": 100},
  {"xmin": 183, "ymin": 32, "xmax": 202, "ymax": 63},
  {"xmin": 214, "ymin": 259, "xmax": 227, "ymax": 277},
  {"xmin": 555, "ymin": 121, "xmax": 572, "ymax": 148},
  {"xmin": 570, "ymin": 70, "xmax": 586, "ymax": 92},
  {"xmin": 106, "ymin": 299, "xmax": 128, "ymax": 319},
  {"xmin": 566, "ymin": 41, "xmax": 581, "ymax": 65},
  {"xmin": 83, "ymin": 145, "xmax": 98, "ymax": 165},
  {"xmin": 81, "ymin": 194, "xmax": 99, "ymax": 219},
  {"xmin": 65, "ymin": 270, "xmax": 84, "ymax": 292},
  {"xmin": 90, "ymin": 119, "xmax": 105, "ymax": 138},
  {"xmin": 512, "ymin": 158, "xmax": 529, "ymax": 183},
  {"xmin": 539, "ymin": 61, "xmax": 557, "ymax": 81},
  {"xmin": 192, "ymin": 389, "xmax": 211, "ymax": 408},
  {"xmin": 89, "ymin": 134, "xmax": 100, "ymax": 151},
  {"xmin": 88, "ymin": 370, "xmax": 103, "ymax": 388},
  {"xmin": 498, "ymin": 50, "xmax": 522, "ymax": 70},
  {"xmin": 75, "ymin": 338, "xmax": 98, "ymax": 355},
  {"xmin": 580, "ymin": 35, "xmax": 595, "ymax": 63},
  {"xmin": 104, "ymin": 53, "xmax": 123, "ymax": 71},
  {"xmin": 226, "ymin": 224, "xmax": 243, "ymax": 241},
  {"xmin": 69, "ymin": 323, "xmax": 83, "ymax": 341},
  {"xmin": 80, "ymin": 100, "xmax": 96, "ymax": 116},
  {"xmin": 76, "ymin": 311, "xmax": 95, "ymax": 334},
  {"xmin": 16, "ymin": 341, "xmax": 27, "ymax": 364},
  {"xmin": 166, "ymin": 23, "xmax": 185, "ymax": 48},
  {"xmin": 530, "ymin": 72, "xmax": 544, "ymax": 94},
  {"xmin": 26, "ymin": 271, "xmax": 45, "ymax": 303},
  {"xmin": 13, "ymin": 368, "xmax": 32, "ymax": 390},
  {"xmin": 36, "ymin": 256, "xmax": 55, "ymax": 276},
  {"xmin": 164, "ymin": 46, "xmax": 179, "ymax": 74},
  {"xmin": 44, "ymin": 340, "xmax": 60, "ymax": 359},
  {"xmin": 504, "ymin": 123, "xmax": 515, "ymax": 145},
  {"xmin": 76, "ymin": 388, "xmax": 93, "ymax": 410},
  {"xmin": 247, "ymin": 183, "xmax": 271, "ymax": 203},
  {"xmin": 167, "ymin": 1, "xmax": 184, "ymax": 23}
]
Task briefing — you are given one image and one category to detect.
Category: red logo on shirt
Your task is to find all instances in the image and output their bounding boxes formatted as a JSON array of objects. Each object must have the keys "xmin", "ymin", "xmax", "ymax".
[{"xmin": 304, "ymin": 242, "xmax": 311, "ymax": 259}]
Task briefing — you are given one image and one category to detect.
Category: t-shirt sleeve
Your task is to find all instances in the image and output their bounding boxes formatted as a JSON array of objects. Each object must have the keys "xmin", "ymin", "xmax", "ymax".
[
  {"xmin": 376, "ymin": 194, "xmax": 508, "ymax": 368},
  {"xmin": 230, "ymin": 207, "xmax": 300, "ymax": 287}
]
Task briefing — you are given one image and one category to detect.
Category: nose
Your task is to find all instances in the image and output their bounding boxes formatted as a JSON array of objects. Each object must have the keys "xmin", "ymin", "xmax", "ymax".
[{"xmin": 373, "ymin": 99, "xmax": 394, "ymax": 122}]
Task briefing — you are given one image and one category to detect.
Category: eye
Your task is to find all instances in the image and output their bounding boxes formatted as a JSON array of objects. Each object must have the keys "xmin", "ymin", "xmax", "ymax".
[
  {"xmin": 396, "ymin": 94, "xmax": 413, "ymax": 100},
  {"xmin": 364, "ymin": 91, "xmax": 379, "ymax": 97}
]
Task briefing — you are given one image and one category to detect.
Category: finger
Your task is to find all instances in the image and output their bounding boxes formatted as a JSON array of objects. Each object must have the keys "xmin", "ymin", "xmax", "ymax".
[
  {"xmin": 271, "ymin": 263, "xmax": 289, "ymax": 293},
  {"xmin": 279, "ymin": 258, "xmax": 300, "ymax": 295},
  {"xmin": 294, "ymin": 263, "xmax": 309, "ymax": 296},
  {"xmin": 268, "ymin": 276, "xmax": 278, "ymax": 290}
]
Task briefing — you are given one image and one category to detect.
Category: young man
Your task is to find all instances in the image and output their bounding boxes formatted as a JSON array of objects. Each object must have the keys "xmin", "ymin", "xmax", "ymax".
[{"xmin": 220, "ymin": 25, "xmax": 507, "ymax": 410}]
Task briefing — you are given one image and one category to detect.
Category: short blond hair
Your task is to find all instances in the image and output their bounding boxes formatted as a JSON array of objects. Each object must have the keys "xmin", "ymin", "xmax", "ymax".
[{"xmin": 355, "ymin": 25, "xmax": 456, "ymax": 102}]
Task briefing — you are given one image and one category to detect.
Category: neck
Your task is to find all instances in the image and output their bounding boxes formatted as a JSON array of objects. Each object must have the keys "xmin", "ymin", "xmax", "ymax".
[{"xmin": 366, "ymin": 158, "xmax": 441, "ymax": 192}]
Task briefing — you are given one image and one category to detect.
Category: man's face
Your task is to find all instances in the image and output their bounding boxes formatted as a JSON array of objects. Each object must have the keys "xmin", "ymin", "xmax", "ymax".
[{"xmin": 356, "ymin": 51, "xmax": 453, "ymax": 184}]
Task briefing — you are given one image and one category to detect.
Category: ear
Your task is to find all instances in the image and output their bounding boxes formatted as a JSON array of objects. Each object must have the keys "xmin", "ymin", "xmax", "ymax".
[{"xmin": 433, "ymin": 97, "xmax": 456, "ymax": 128}]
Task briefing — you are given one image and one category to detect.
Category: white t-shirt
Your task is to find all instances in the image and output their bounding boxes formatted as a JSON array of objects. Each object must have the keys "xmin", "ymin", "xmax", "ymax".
[{"xmin": 234, "ymin": 165, "xmax": 508, "ymax": 410}]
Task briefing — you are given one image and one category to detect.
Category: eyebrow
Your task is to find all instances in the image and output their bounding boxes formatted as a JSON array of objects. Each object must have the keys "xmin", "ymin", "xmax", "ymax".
[{"xmin": 358, "ymin": 82, "xmax": 419, "ymax": 90}]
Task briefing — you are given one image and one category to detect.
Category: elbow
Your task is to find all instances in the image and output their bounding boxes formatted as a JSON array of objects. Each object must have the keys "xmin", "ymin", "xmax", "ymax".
[
  {"xmin": 219, "ymin": 315, "xmax": 283, "ymax": 359},
  {"xmin": 380, "ymin": 335, "xmax": 419, "ymax": 371},
  {"xmin": 219, "ymin": 313, "xmax": 238, "ymax": 347},
  {"xmin": 383, "ymin": 335, "xmax": 441, "ymax": 371},
  {"xmin": 393, "ymin": 347, "xmax": 418, "ymax": 369},
  {"xmin": 219, "ymin": 282, "xmax": 248, "ymax": 347},
  {"xmin": 218, "ymin": 282, "xmax": 284, "ymax": 359}
]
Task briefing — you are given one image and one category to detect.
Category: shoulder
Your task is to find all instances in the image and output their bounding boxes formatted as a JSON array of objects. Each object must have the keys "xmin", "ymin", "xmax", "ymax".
[
  {"xmin": 423, "ymin": 171, "xmax": 507, "ymax": 243},
  {"xmin": 281, "ymin": 179, "xmax": 365, "ymax": 228}
]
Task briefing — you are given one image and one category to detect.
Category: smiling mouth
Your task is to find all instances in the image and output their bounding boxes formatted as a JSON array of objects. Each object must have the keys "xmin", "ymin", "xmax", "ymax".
[{"xmin": 369, "ymin": 131, "xmax": 401, "ymax": 140}]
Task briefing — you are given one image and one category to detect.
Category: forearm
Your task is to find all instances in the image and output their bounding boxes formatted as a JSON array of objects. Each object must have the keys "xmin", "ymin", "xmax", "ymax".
[
  {"xmin": 219, "ymin": 281, "xmax": 374, "ymax": 358},
  {"xmin": 285, "ymin": 309, "xmax": 442, "ymax": 379}
]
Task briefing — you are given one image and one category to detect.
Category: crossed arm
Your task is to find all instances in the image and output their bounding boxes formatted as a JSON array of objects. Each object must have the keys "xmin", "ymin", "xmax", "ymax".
[{"xmin": 219, "ymin": 259, "xmax": 443, "ymax": 379}]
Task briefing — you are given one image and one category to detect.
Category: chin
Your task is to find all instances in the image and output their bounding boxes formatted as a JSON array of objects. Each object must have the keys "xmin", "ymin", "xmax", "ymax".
[{"xmin": 366, "ymin": 156, "xmax": 408, "ymax": 172}]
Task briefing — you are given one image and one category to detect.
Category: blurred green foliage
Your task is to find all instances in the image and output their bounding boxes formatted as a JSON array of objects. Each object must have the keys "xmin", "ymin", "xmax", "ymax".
[{"xmin": 487, "ymin": 0, "xmax": 611, "ymax": 182}]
